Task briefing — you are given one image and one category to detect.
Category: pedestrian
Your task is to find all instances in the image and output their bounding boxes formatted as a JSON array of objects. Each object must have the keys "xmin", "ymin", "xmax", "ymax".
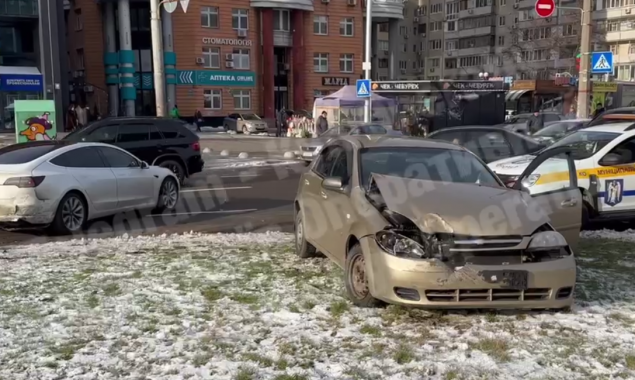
[
  {"xmin": 194, "ymin": 109, "xmax": 203, "ymax": 132},
  {"xmin": 276, "ymin": 108, "xmax": 286, "ymax": 137},
  {"xmin": 76, "ymin": 103, "xmax": 88, "ymax": 129},
  {"xmin": 316, "ymin": 111, "xmax": 328, "ymax": 136},
  {"xmin": 593, "ymin": 103, "xmax": 605, "ymax": 118},
  {"xmin": 527, "ymin": 111, "xmax": 545, "ymax": 134},
  {"xmin": 170, "ymin": 104, "xmax": 180, "ymax": 119},
  {"xmin": 66, "ymin": 103, "xmax": 78, "ymax": 132}
]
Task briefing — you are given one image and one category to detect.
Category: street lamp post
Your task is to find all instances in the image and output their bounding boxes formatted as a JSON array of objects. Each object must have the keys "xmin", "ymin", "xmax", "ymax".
[
  {"xmin": 363, "ymin": 0, "xmax": 372, "ymax": 123},
  {"xmin": 150, "ymin": 0, "xmax": 188, "ymax": 117}
]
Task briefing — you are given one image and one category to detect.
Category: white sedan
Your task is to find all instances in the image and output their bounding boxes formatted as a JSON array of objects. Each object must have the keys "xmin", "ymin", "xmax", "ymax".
[{"xmin": 0, "ymin": 141, "xmax": 180, "ymax": 234}]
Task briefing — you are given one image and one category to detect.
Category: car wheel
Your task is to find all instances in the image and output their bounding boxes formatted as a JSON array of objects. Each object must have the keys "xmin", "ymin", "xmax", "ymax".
[
  {"xmin": 295, "ymin": 210, "xmax": 316, "ymax": 258},
  {"xmin": 582, "ymin": 202, "xmax": 591, "ymax": 230},
  {"xmin": 159, "ymin": 160, "xmax": 185, "ymax": 184},
  {"xmin": 224, "ymin": 124, "xmax": 229, "ymax": 132},
  {"xmin": 345, "ymin": 244, "xmax": 382, "ymax": 308},
  {"xmin": 50, "ymin": 192, "xmax": 87, "ymax": 235},
  {"xmin": 155, "ymin": 177, "xmax": 179, "ymax": 212},
  {"xmin": 242, "ymin": 125, "xmax": 250, "ymax": 135}
]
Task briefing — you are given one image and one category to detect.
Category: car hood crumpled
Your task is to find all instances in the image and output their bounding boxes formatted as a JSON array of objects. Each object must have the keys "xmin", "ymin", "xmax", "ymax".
[{"xmin": 371, "ymin": 174, "xmax": 550, "ymax": 236}]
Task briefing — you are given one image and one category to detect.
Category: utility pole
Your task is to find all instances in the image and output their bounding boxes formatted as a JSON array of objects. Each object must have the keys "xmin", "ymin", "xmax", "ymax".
[
  {"xmin": 364, "ymin": 0, "xmax": 372, "ymax": 123},
  {"xmin": 576, "ymin": 0, "xmax": 592, "ymax": 118},
  {"xmin": 150, "ymin": 0, "xmax": 166, "ymax": 117}
]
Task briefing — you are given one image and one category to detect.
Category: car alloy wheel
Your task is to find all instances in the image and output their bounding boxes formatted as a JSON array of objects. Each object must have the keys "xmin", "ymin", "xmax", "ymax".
[
  {"xmin": 296, "ymin": 219, "xmax": 303, "ymax": 250},
  {"xmin": 161, "ymin": 179, "xmax": 179, "ymax": 210},
  {"xmin": 242, "ymin": 125, "xmax": 251, "ymax": 135},
  {"xmin": 160, "ymin": 161, "xmax": 185, "ymax": 184},
  {"xmin": 349, "ymin": 254, "xmax": 370, "ymax": 299},
  {"xmin": 61, "ymin": 196, "xmax": 85, "ymax": 232}
]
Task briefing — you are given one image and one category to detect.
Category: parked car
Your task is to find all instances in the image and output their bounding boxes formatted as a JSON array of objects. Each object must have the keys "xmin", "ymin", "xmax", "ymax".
[
  {"xmin": 532, "ymin": 119, "xmax": 590, "ymax": 145},
  {"xmin": 294, "ymin": 135, "xmax": 579, "ymax": 309},
  {"xmin": 62, "ymin": 117, "xmax": 203, "ymax": 183},
  {"xmin": 0, "ymin": 141, "xmax": 179, "ymax": 234},
  {"xmin": 428, "ymin": 126, "xmax": 545, "ymax": 163},
  {"xmin": 588, "ymin": 107, "xmax": 635, "ymax": 127},
  {"xmin": 501, "ymin": 112, "xmax": 564, "ymax": 134},
  {"xmin": 223, "ymin": 113, "xmax": 268, "ymax": 134},
  {"xmin": 300, "ymin": 124, "xmax": 388, "ymax": 162}
]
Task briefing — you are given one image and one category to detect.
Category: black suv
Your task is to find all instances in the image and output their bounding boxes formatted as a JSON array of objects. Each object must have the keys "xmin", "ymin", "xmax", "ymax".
[{"xmin": 63, "ymin": 117, "xmax": 203, "ymax": 183}]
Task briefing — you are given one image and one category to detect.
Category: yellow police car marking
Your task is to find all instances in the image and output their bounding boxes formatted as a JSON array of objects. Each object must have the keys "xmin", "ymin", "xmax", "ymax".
[{"xmin": 534, "ymin": 165, "xmax": 635, "ymax": 185}]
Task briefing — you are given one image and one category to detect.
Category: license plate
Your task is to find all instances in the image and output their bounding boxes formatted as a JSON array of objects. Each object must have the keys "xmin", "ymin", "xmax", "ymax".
[
  {"xmin": 479, "ymin": 270, "xmax": 528, "ymax": 290},
  {"xmin": 303, "ymin": 152, "xmax": 313, "ymax": 157}
]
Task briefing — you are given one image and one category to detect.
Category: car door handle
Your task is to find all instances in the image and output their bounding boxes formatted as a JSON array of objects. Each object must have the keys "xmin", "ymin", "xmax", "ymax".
[
  {"xmin": 561, "ymin": 199, "xmax": 578, "ymax": 207},
  {"xmin": 320, "ymin": 191, "xmax": 328, "ymax": 199},
  {"xmin": 304, "ymin": 179, "xmax": 310, "ymax": 185}
]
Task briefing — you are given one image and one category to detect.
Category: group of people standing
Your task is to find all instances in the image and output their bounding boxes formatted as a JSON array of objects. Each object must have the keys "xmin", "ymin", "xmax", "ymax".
[{"xmin": 65, "ymin": 103, "xmax": 101, "ymax": 132}]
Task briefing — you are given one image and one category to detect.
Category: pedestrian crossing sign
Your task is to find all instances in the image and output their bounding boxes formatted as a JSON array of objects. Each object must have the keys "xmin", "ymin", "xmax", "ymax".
[
  {"xmin": 356, "ymin": 79, "xmax": 371, "ymax": 98},
  {"xmin": 591, "ymin": 52, "xmax": 614, "ymax": 74}
]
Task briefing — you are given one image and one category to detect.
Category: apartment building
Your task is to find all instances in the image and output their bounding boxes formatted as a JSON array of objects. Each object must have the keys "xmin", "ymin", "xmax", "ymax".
[
  {"xmin": 68, "ymin": 0, "xmax": 369, "ymax": 119},
  {"xmin": 594, "ymin": 0, "xmax": 635, "ymax": 81},
  {"xmin": 0, "ymin": 0, "xmax": 67, "ymax": 129},
  {"xmin": 382, "ymin": 0, "xmax": 585, "ymax": 81}
]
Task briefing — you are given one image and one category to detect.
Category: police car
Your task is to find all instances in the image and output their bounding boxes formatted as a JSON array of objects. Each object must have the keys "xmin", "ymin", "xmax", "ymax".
[{"xmin": 489, "ymin": 122, "xmax": 635, "ymax": 225}]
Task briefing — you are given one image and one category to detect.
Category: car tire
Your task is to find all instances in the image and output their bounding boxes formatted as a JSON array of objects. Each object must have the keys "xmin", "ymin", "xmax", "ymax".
[
  {"xmin": 242, "ymin": 125, "xmax": 250, "ymax": 135},
  {"xmin": 159, "ymin": 160, "xmax": 185, "ymax": 184},
  {"xmin": 295, "ymin": 210, "xmax": 316, "ymax": 258},
  {"xmin": 344, "ymin": 243, "xmax": 383, "ymax": 308},
  {"xmin": 50, "ymin": 192, "xmax": 87, "ymax": 235},
  {"xmin": 581, "ymin": 202, "xmax": 591, "ymax": 230},
  {"xmin": 155, "ymin": 177, "xmax": 180, "ymax": 213}
]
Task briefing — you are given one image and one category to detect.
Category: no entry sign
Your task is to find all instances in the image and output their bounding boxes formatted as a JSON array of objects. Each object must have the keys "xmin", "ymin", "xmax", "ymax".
[{"xmin": 535, "ymin": 0, "xmax": 555, "ymax": 17}]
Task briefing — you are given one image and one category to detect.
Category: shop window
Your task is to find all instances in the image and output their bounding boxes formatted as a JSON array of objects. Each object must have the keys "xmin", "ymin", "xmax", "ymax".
[{"xmin": 204, "ymin": 90, "xmax": 222, "ymax": 110}]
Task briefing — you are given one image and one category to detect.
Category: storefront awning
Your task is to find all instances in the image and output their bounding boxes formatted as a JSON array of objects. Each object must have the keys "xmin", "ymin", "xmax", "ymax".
[
  {"xmin": 0, "ymin": 66, "xmax": 43, "ymax": 92},
  {"xmin": 506, "ymin": 90, "xmax": 529, "ymax": 102}
]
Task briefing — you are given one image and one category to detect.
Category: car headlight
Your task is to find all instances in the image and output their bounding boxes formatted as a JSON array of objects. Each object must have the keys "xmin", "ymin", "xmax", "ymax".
[
  {"xmin": 375, "ymin": 231, "xmax": 428, "ymax": 259},
  {"xmin": 522, "ymin": 173, "xmax": 541, "ymax": 187},
  {"xmin": 528, "ymin": 231, "xmax": 567, "ymax": 250}
]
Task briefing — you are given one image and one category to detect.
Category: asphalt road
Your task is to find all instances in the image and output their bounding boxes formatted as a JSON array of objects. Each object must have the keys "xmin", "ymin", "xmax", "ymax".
[{"xmin": 0, "ymin": 159, "xmax": 305, "ymax": 245}]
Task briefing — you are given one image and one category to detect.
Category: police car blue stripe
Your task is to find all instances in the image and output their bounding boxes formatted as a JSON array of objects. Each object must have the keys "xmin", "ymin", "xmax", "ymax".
[{"xmin": 598, "ymin": 190, "xmax": 635, "ymax": 197}]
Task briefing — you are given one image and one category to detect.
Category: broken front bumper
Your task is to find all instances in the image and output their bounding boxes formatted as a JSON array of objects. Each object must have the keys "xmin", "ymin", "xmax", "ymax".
[{"xmin": 361, "ymin": 237, "xmax": 576, "ymax": 309}]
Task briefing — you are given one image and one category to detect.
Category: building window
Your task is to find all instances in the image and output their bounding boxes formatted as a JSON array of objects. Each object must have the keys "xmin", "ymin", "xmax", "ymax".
[
  {"xmin": 76, "ymin": 49, "xmax": 85, "ymax": 69},
  {"xmin": 446, "ymin": 21, "xmax": 457, "ymax": 31},
  {"xmin": 498, "ymin": 36, "xmax": 505, "ymax": 46},
  {"xmin": 340, "ymin": 18, "xmax": 354, "ymax": 37},
  {"xmin": 430, "ymin": 21, "xmax": 442, "ymax": 32},
  {"xmin": 204, "ymin": 89, "xmax": 222, "ymax": 109},
  {"xmin": 232, "ymin": 9, "xmax": 249, "ymax": 30},
  {"xmin": 378, "ymin": 40, "xmax": 389, "ymax": 51},
  {"xmin": 201, "ymin": 7, "xmax": 219, "ymax": 28},
  {"xmin": 232, "ymin": 49, "xmax": 250, "ymax": 69},
  {"xmin": 379, "ymin": 23, "xmax": 389, "ymax": 32},
  {"xmin": 563, "ymin": 24, "xmax": 576, "ymax": 36},
  {"xmin": 429, "ymin": 39, "xmax": 442, "ymax": 50},
  {"xmin": 429, "ymin": 58, "xmax": 440, "ymax": 67},
  {"xmin": 446, "ymin": 40, "xmax": 457, "ymax": 50},
  {"xmin": 340, "ymin": 54, "xmax": 354, "ymax": 73},
  {"xmin": 314, "ymin": 53, "xmax": 329, "ymax": 72},
  {"xmin": 399, "ymin": 61, "xmax": 407, "ymax": 70},
  {"xmin": 431, "ymin": 3, "xmax": 443, "ymax": 13},
  {"xmin": 314, "ymin": 15, "xmax": 328, "ymax": 35},
  {"xmin": 274, "ymin": 9, "xmax": 290, "ymax": 32},
  {"xmin": 233, "ymin": 90, "xmax": 251, "ymax": 110},
  {"xmin": 75, "ymin": 9, "xmax": 83, "ymax": 31},
  {"xmin": 499, "ymin": 16, "xmax": 505, "ymax": 26},
  {"xmin": 202, "ymin": 47, "xmax": 220, "ymax": 69}
]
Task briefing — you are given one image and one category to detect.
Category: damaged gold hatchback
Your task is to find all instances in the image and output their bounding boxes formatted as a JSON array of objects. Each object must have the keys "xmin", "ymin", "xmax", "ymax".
[{"xmin": 294, "ymin": 136, "xmax": 581, "ymax": 310}]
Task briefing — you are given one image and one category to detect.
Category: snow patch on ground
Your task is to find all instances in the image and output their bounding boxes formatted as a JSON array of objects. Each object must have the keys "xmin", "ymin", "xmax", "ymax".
[
  {"xmin": 0, "ymin": 233, "xmax": 635, "ymax": 379},
  {"xmin": 204, "ymin": 158, "xmax": 299, "ymax": 169},
  {"xmin": 581, "ymin": 229, "xmax": 635, "ymax": 242}
]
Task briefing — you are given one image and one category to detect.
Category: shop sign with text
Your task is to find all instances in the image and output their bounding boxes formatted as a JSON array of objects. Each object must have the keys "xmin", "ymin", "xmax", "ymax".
[
  {"xmin": 202, "ymin": 38, "xmax": 253, "ymax": 46},
  {"xmin": 322, "ymin": 77, "xmax": 350, "ymax": 86},
  {"xmin": 176, "ymin": 70, "xmax": 255, "ymax": 87}
]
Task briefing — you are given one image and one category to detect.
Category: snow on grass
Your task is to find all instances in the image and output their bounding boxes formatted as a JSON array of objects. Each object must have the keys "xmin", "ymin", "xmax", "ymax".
[
  {"xmin": 204, "ymin": 159, "xmax": 299, "ymax": 169},
  {"xmin": 1, "ymin": 233, "xmax": 635, "ymax": 379}
]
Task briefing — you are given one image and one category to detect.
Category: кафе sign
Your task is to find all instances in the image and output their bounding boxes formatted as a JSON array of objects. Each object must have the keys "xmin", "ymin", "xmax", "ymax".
[{"xmin": 202, "ymin": 37, "xmax": 253, "ymax": 46}]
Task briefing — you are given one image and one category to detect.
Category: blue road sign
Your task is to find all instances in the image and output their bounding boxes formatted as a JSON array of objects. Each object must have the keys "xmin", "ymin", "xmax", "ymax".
[
  {"xmin": 591, "ymin": 52, "xmax": 614, "ymax": 74},
  {"xmin": 356, "ymin": 79, "xmax": 371, "ymax": 98}
]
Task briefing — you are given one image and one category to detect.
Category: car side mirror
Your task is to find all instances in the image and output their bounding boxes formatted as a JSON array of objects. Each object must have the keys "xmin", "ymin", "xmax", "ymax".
[
  {"xmin": 599, "ymin": 153, "xmax": 624, "ymax": 166},
  {"xmin": 141, "ymin": 161, "xmax": 149, "ymax": 169},
  {"xmin": 322, "ymin": 177, "xmax": 343, "ymax": 192}
]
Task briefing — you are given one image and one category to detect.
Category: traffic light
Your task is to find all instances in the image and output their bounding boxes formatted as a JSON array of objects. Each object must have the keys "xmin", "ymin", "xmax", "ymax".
[{"xmin": 576, "ymin": 53, "xmax": 581, "ymax": 71}]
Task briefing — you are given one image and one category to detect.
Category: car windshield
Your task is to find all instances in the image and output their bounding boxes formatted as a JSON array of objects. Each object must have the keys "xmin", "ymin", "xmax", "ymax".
[
  {"xmin": 359, "ymin": 147, "xmax": 502, "ymax": 189},
  {"xmin": 541, "ymin": 131, "xmax": 620, "ymax": 160},
  {"xmin": 240, "ymin": 114, "xmax": 261, "ymax": 121},
  {"xmin": 534, "ymin": 122, "xmax": 575, "ymax": 138},
  {"xmin": 0, "ymin": 144, "xmax": 61, "ymax": 164}
]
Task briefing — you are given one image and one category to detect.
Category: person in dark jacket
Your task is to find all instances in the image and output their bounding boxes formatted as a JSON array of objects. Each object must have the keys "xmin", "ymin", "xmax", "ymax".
[
  {"xmin": 194, "ymin": 109, "xmax": 203, "ymax": 132},
  {"xmin": 527, "ymin": 112, "xmax": 546, "ymax": 134},
  {"xmin": 593, "ymin": 103, "xmax": 605, "ymax": 118},
  {"xmin": 316, "ymin": 111, "xmax": 328, "ymax": 135}
]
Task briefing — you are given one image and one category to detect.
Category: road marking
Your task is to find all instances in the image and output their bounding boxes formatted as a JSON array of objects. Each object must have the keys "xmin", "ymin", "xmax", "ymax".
[
  {"xmin": 181, "ymin": 186, "xmax": 251, "ymax": 193},
  {"xmin": 148, "ymin": 209, "xmax": 258, "ymax": 217}
]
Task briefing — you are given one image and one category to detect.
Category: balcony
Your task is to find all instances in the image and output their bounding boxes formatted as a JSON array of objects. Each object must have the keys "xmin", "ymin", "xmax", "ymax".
[
  {"xmin": 605, "ymin": 29, "xmax": 635, "ymax": 42},
  {"xmin": 0, "ymin": 0, "xmax": 38, "ymax": 17},
  {"xmin": 458, "ymin": 5, "xmax": 493, "ymax": 19},
  {"xmin": 273, "ymin": 30, "xmax": 292, "ymax": 47},
  {"xmin": 366, "ymin": 0, "xmax": 404, "ymax": 20},
  {"xmin": 250, "ymin": 0, "xmax": 313, "ymax": 11},
  {"xmin": 459, "ymin": 26, "xmax": 494, "ymax": 38},
  {"xmin": 593, "ymin": 7, "xmax": 634, "ymax": 20},
  {"xmin": 457, "ymin": 45, "xmax": 494, "ymax": 56}
]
